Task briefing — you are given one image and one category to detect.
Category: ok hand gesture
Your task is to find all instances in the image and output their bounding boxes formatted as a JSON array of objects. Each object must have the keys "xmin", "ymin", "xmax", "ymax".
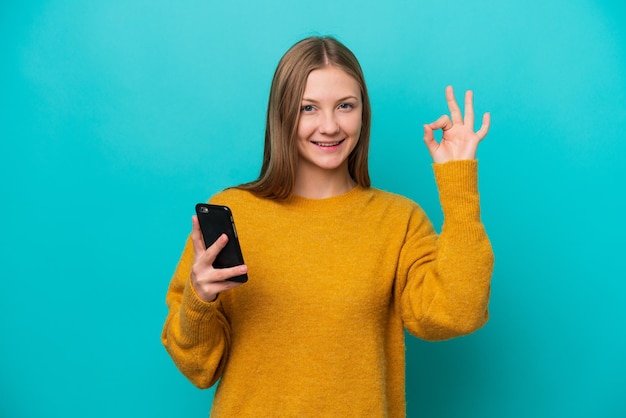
[{"xmin": 423, "ymin": 86, "xmax": 490, "ymax": 164}]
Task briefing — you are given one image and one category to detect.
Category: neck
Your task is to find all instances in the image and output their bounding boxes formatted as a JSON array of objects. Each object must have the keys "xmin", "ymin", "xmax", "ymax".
[{"xmin": 293, "ymin": 165, "xmax": 356, "ymax": 199}]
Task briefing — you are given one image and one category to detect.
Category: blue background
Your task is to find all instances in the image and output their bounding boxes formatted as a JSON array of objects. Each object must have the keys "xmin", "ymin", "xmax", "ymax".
[{"xmin": 2, "ymin": 0, "xmax": 625, "ymax": 417}]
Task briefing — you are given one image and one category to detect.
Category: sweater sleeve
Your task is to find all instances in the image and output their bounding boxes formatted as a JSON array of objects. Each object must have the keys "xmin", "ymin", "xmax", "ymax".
[
  {"xmin": 398, "ymin": 160, "xmax": 494, "ymax": 341},
  {"xmin": 161, "ymin": 235, "xmax": 232, "ymax": 388}
]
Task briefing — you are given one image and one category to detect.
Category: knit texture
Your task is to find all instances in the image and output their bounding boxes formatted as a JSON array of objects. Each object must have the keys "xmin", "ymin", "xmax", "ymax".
[{"xmin": 162, "ymin": 160, "xmax": 494, "ymax": 417}]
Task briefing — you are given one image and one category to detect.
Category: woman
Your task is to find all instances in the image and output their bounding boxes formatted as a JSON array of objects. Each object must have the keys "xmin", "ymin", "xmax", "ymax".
[{"xmin": 162, "ymin": 36, "xmax": 493, "ymax": 417}]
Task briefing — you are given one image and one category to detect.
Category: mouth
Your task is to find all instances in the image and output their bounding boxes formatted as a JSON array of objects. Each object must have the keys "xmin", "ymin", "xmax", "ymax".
[{"xmin": 310, "ymin": 139, "xmax": 345, "ymax": 148}]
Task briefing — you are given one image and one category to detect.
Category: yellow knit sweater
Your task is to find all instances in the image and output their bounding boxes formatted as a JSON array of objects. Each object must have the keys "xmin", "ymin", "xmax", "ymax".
[{"xmin": 162, "ymin": 160, "xmax": 493, "ymax": 417}]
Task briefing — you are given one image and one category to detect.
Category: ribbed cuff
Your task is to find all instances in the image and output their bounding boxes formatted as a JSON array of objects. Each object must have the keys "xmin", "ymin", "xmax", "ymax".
[
  {"xmin": 433, "ymin": 160, "xmax": 481, "ymax": 223},
  {"xmin": 181, "ymin": 277, "xmax": 219, "ymax": 322}
]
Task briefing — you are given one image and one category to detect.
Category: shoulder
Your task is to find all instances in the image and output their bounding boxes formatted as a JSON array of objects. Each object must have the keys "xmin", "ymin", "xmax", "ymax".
[
  {"xmin": 366, "ymin": 187, "xmax": 422, "ymax": 213},
  {"xmin": 208, "ymin": 187, "xmax": 252, "ymax": 205},
  {"xmin": 355, "ymin": 187, "xmax": 430, "ymax": 229},
  {"xmin": 356, "ymin": 188, "xmax": 434, "ymax": 240},
  {"xmin": 207, "ymin": 187, "xmax": 270, "ymax": 217},
  {"xmin": 209, "ymin": 187, "xmax": 260, "ymax": 205}
]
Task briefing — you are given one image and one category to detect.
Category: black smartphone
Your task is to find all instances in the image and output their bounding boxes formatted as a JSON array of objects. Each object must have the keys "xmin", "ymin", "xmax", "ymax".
[{"xmin": 195, "ymin": 203, "xmax": 248, "ymax": 283}]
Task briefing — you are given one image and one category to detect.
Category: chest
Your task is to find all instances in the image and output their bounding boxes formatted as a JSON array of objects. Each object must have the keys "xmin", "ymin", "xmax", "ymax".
[{"xmin": 223, "ymin": 207, "xmax": 406, "ymax": 324}]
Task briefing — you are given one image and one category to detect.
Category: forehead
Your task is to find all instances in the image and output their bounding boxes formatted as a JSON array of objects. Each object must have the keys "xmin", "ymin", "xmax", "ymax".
[{"xmin": 303, "ymin": 66, "xmax": 361, "ymax": 98}]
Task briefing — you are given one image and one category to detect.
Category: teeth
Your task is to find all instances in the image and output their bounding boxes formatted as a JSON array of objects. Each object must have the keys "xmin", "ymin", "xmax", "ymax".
[{"xmin": 313, "ymin": 140, "xmax": 342, "ymax": 147}]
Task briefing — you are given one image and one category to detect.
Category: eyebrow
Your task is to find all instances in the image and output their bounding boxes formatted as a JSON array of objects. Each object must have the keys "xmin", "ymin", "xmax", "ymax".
[{"xmin": 301, "ymin": 95, "xmax": 360, "ymax": 103}]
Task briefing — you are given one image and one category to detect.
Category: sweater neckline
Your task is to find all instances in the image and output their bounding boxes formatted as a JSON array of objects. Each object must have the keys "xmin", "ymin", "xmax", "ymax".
[{"xmin": 282, "ymin": 185, "xmax": 368, "ymax": 209}]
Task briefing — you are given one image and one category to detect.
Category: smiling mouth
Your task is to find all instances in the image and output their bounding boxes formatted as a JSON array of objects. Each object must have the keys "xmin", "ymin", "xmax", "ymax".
[{"xmin": 311, "ymin": 139, "xmax": 345, "ymax": 147}]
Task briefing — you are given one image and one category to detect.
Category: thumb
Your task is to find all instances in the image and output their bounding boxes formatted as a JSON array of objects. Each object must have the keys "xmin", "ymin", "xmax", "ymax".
[{"xmin": 423, "ymin": 124, "xmax": 439, "ymax": 154}]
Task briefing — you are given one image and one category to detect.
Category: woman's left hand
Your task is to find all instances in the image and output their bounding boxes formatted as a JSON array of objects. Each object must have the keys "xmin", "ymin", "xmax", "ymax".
[{"xmin": 423, "ymin": 86, "xmax": 490, "ymax": 164}]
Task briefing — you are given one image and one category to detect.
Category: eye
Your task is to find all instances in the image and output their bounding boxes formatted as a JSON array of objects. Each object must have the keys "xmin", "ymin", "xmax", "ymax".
[
  {"xmin": 338, "ymin": 102, "xmax": 354, "ymax": 110},
  {"xmin": 301, "ymin": 105, "xmax": 315, "ymax": 112}
]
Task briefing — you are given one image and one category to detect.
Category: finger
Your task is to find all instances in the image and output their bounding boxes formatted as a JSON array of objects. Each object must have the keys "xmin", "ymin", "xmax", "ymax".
[
  {"xmin": 423, "ymin": 124, "xmax": 439, "ymax": 154},
  {"xmin": 428, "ymin": 114, "xmax": 453, "ymax": 132},
  {"xmin": 203, "ymin": 233, "xmax": 229, "ymax": 264},
  {"xmin": 446, "ymin": 86, "xmax": 463, "ymax": 125},
  {"xmin": 191, "ymin": 215, "xmax": 206, "ymax": 257},
  {"xmin": 210, "ymin": 264, "xmax": 249, "ymax": 283},
  {"xmin": 193, "ymin": 265, "xmax": 248, "ymax": 302},
  {"xmin": 203, "ymin": 275, "xmax": 247, "ymax": 299},
  {"xmin": 476, "ymin": 112, "xmax": 491, "ymax": 141},
  {"xmin": 464, "ymin": 90, "xmax": 474, "ymax": 128}
]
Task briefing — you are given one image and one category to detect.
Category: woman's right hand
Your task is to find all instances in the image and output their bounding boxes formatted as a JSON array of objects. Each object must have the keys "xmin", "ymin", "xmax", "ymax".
[{"xmin": 190, "ymin": 215, "xmax": 248, "ymax": 302}]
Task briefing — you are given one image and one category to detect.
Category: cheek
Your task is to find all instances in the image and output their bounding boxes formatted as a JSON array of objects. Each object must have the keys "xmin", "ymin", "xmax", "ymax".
[
  {"xmin": 349, "ymin": 115, "xmax": 362, "ymax": 138},
  {"xmin": 347, "ymin": 118, "xmax": 362, "ymax": 152},
  {"xmin": 297, "ymin": 119, "xmax": 312, "ymax": 140}
]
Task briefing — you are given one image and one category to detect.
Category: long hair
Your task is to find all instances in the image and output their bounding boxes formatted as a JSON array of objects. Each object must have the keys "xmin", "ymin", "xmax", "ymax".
[{"xmin": 238, "ymin": 36, "xmax": 372, "ymax": 199}]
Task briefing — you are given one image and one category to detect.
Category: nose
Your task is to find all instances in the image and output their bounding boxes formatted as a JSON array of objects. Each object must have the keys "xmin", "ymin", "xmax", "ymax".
[{"xmin": 318, "ymin": 111, "xmax": 340, "ymax": 135}]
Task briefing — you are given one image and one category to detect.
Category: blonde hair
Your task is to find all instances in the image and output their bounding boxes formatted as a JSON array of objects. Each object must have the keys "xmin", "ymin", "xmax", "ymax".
[{"xmin": 238, "ymin": 36, "xmax": 371, "ymax": 199}]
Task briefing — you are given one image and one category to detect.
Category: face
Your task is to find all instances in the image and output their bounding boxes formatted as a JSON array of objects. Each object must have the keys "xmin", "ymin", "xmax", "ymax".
[{"xmin": 296, "ymin": 66, "xmax": 362, "ymax": 179}]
